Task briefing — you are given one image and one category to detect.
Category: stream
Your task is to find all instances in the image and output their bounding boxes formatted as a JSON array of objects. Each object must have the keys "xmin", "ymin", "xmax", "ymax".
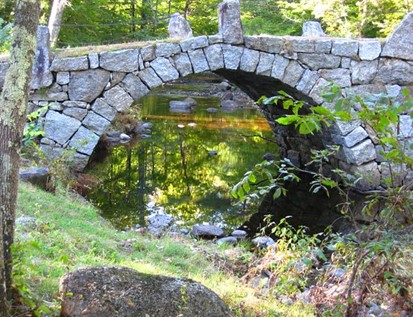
[{"xmin": 86, "ymin": 74, "xmax": 276, "ymax": 230}]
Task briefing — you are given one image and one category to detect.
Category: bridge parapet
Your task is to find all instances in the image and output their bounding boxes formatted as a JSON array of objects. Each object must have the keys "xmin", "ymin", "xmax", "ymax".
[{"xmin": 0, "ymin": 1, "xmax": 412, "ymax": 190}]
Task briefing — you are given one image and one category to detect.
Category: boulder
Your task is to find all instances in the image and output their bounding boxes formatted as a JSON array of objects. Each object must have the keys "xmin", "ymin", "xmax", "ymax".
[
  {"xmin": 59, "ymin": 266, "xmax": 231, "ymax": 317},
  {"xmin": 217, "ymin": 236, "xmax": 238, "ymax": 246},
  {"xmin": 191, "ymin": 224, "xmax": 224, "ymax": 239},
  {"xmin": 147, "ymin": 214, "xmax": 174, "ymax": 235},
  {"xmin": 168, "ymin": 13, "xmax": 193, "ymax": 39},
  {"xmin": 252, "ymin": 236, "xmax": 276, "ymax": 249},
  {"xmin": 382, "ymin": 12, "xmax": 413, "ymax": 60},
  {"xmin": 31, "ymin": 26, "xmax": 53, "ymax": 89},
  {"xmin": 19, "ymin": 167, "xmax": 50, "ymax": 190},
  {"xmin": 231, "ymin": 229, "xmax": 247, "ymax": 239}
]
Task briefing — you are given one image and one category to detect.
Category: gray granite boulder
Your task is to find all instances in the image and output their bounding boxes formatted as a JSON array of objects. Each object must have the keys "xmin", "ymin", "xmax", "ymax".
[
  {"xmin": 59, "ymin": 266, "xmax": 231, "ymax": 317},
  {"xmin": 19, "ymin": 167, "xmax": 50, "ymax": 190},
  {"xmin": 191, "ymin": 224, "xmax": 224, "ymax": 239},
  {"xmin": 382, "ymin": 12, "xmax": 413, "ymax": 60},
  {"xmin": 302, "ymin": 21, "xmax": 326, "ymax": 37}
]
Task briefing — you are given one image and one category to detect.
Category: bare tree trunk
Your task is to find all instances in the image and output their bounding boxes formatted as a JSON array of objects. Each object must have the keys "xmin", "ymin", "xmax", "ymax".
[
  {"xmin": 48, "ymin": 0, "xmax": 69, "ymax": 47},
  {"xmin": 0, "ymin": 0, "xmax": 40, "ymax": 315}
]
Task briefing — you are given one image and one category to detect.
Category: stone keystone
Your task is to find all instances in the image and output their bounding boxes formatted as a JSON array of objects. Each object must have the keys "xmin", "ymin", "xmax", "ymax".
[
  {"xmin": 218, "ymin": 0, "xmax": 244, "ymax": 44},
  {"xmin": 382, "ymin": 12, "xmax": 413, "ymax": 60}
]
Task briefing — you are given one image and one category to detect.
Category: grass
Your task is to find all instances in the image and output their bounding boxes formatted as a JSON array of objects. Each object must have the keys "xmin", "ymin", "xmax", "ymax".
[{"xmin": 15, "ymin": 182, "xmax": 316, "ymax": 317}]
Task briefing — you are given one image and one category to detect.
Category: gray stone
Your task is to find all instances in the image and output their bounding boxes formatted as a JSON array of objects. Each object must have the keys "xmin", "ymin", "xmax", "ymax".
[
  {"xmin": 31, "ymin": 26, "xmax": 53, "ymax": 89},
  {"xmin": 188, "ymin": 49, "xmax": 210, "ymax": 73},
  {"xmin": 331, "ymin": 39, "xmax": 358, "ymax": 57},
  {"xmin": 239, "ymin": 48, "xmax": 260, "ymax": 72},
  {"xmin": 231, "ymin": 229, "xmax": 247, "ymax": 238},
  {"xmin": 217, "ymin": 236, "xmax": 238, "ymax": 246},
  {"xmin": 204, "ymin": 45, "xmax": 224, "ymax": 71},
  {"xmin": 121, "ymin": 74, "xmax": 150, "ymax": 100},
  {"xmin": 59, "ymin": 266, "xmax": 231, "ymax": 317},
  {"xmin": 31, "ymin": 90, "xmax": 68, "ymax": 102},
  {"xmin": 382, "ymin": 12, "xmax": 413, "ymax": 60},
  {"xmin": 358, "ymin": 40, "xmax": 381, "ymax": 61},
  {"xmin": 82, "ymin": 112, "xmax": 111, "ymax": 135},
  {"xmin": 141, "ymin": 45, "xmax": 156, "ymax": 62},
  {"xmin": 69, "ymin": 126, "xmax": 100, "ymax": 156},
  {"xmin": 180, "ymin": 36, "xmax": 208, "ymax": 52},
  {"xmin": 319, "ymin": 68, "xmax": 351, "ymax": 87},
  {"xmin": 283, "ymin": 60, "xmax": 305, "ymax": 87},
  {"xmin": 298, "ymin": 53, "xmax": 341, "ymax": 70},
  {"xmin": 49, "ymin": 101, "xmax": 63, "ymax": 111},
  {"xmin": 289, "ymin": 37, "xmax": 315, "ymax": 53},
  {"xmin": 399, "ymin": 115, "xmax": 413, "ymax": 138},
  {"xmin": 89, "ymin": 53, "xmax": 99, "ymax": 69},
  {"xmin": 172, "ymin": 53, "xmax": 193, "ymax": 76},
  {"xmin": 244, "ymin": 35, "xmax": 283, "ymax": 53},
  {"xmin": 375, "ymin": 59, "xmax": 413, "ymax": 85},
  {"xmin": 341, "ymin": 57, "xmax": 351, "ymax": 69},
  {"xmin": 100, "ymin": 49, "xmax": 139, "ymax": 72},
  {"xmin": 296, "ymin": 69, "xmax": 320, "ymax": 95},
  {"xmin": 332, "ymin": 120, "xmax": 361, "ymax": 136},
  {"xmin": 309, "ymin": 78, "xmax": 329, "ymax": 104},
  {"xmin": 221, "ymin": 100, "xmax": 239, "ymax": 109},
  {"xmin": 208, "ymin": 34, "xmax": 223, "ymax": 44},
  {"xmin": 43, "ymin": 111, "xmax": 81, "ymax": 145},
  {"xmin": 50, "ymin": 56, "xmax": 89, "ymax": 72},
  {"xmin": 168, "ymin": 12, "xmax": 193, "ymax": 39},
  {"xmin": 302, "ymin": 21, "xmax": 326, "ymax": 37},
  {"xmin": 386, "ymin": 84, "xmax": 402, "ymax": 98},
  {"xmin": 256, "ymin": 52, "xmax": 275, "ymax": 76},
  {"xmin": 16, "ymin": 216, "xmax": 38, "ymax": 230},
  {"xmin": 155, "ymin": 43, "xmax": 181, "ymax": 57},
  {"xmin": 191, "ymin": 224, "xmax": 224, "ymax": 238},
  {"xmin": 56, "ymin": 72, "xmax": 70, "ymax": 85},
  {"xmin": 109, "ymin": 72, "xmax": 126, "ymax": 88},
  {"xmin": 70, "ymin": 152, "xmax": 90, "ymax": 171},
  {"xmin": 103, "ymin": 86, "xmax": 134, "ymax": 112},
  {"xmin": 19, "ymin": 167, "xmax": 50, "ymax": 190},
  {"xmin": 348, "ymin": 84, "xmax": 386, "ymax": 96},
  {"xmin": 147, "ymin": 214, "xmax": 174, "ymax": 234},
  {"xmin": 39, "ymin": 144, "xmax": 63, "ymax": 162},
  {"xmin": 314, "ymin": 39, "xmax": 332, "ymax": 53},
  {"xmin": 68, "ymin": 69, "xmax": 110, "ymax": 103},
  {"xmin": 138, "ymin": 68, "xmax": 163, "ymax": 89},
  {"xmin": 169, "ymin": 100, "xmax": 193, "ymax": 112},
  {"xmin": 342, "ymin": 139, "xmax": 376, "ymax": 165},
  {"xmin": 63, "ymin": 101, "xmax": 89, "ymax": 109},
  {"xmin": 63, "ymin": 107, "xmax": 88, "ymax": 121},
  {"xmin": 351, "ymin": 60, "xmax": 378, "ymax": 85},
  {"xmin": 271, "ymin": 54, "xmax": 289, "ymax": 79},
  {"xmin": 218, "ymin": 0, "xmax": 243, "ymax": 44},
  {"xmin": 91, "ymin": 98, "xmax": 117, "ymax": 121},
  {"xmin": 222, "ymin": 45, "xmax": 243, "ymax": 70},
  {"xmin": 342, "ymin": 126, "xmax": 369, "ymax": 147},
  {"xmin": 252, "ymin": 236, "xmax": 275, "ymax": 249},
  {"xmin": 349, "ymin": 162, "xmax": 381, "ymax": 190},
  {"xmin": 150, "ymin": 57, "xmax": 179, "ymax": 82}
]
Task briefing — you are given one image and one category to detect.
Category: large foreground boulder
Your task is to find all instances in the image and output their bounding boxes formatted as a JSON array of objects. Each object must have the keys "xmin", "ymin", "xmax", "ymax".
[{"xmin": 59, "ymin": 266, "xmax": 232, "ymax": 317}]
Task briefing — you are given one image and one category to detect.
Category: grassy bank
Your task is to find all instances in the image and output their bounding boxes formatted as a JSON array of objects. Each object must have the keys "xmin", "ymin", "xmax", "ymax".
[{"xmin": 15, "ymin": 182, "xmax": 316, "ymax": 317}]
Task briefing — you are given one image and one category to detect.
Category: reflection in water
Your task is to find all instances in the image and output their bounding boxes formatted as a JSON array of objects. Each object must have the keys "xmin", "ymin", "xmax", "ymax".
[{"xmin": 87, "ymin": 85, "xmax": 276, "ymax": 230}]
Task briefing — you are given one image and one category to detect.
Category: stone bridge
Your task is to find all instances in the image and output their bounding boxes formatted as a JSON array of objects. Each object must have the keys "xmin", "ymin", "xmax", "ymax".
[{"xmin": 3, "ymin": 0, "xmax": 413, "ymax": 191}]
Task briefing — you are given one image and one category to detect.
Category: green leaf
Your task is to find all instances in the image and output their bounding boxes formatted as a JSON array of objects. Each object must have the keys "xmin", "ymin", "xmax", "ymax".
[
  {"xmin": 248, "ymin": 173, "xmax": 257, "ymax": 183},
  {"xmin": 276, "ymin": 115, "xmax": 300, "ymax": 125},
  {"xmin": 312, "ymin": 106, "xmax": 332, "ymax": 115},
  {"xmin": 273, "ymin": 187, "xmax": 282, "ymax": 199},
  {"xmin": 242, "ymin": 181, "xmax": 251, "ymax": 193}
]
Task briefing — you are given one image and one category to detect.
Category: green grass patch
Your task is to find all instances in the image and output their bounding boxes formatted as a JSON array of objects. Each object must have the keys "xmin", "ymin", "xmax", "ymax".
[{"xmin": 15, "ymin": 182, "xmax": 316, "ymax": 316}]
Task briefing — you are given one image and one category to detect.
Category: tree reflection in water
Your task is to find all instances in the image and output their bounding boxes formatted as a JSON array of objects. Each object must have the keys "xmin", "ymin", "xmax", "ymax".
[{"xmin": 87, "ymin": 86, "xmax": 276, "ymax": 230}]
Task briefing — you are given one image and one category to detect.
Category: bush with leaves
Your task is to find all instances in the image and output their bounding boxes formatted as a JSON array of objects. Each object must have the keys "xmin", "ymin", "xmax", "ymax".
[{"xmin": 234, "ymin": 86, "xmax": 413, "ymax": 315}]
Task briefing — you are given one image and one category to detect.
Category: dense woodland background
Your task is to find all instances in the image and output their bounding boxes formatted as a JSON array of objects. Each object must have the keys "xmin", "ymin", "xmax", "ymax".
[{"xmin": 0, "ymin": 0, "xmax": 412, "ymax": 48}]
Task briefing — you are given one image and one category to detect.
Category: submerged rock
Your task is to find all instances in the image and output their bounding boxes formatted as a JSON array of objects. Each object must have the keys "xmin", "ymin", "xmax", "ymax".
[{"xmin": 59, "ymin": 266, "xmax": 231, "ymax": 317}]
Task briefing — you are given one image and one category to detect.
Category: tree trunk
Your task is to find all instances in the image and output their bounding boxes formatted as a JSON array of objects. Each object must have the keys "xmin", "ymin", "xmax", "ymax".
[
  {"xmin": 48, "ymin": 0, "xmax": 69, "ymax": 47},
  {"xmin": 0, "ymin": 0, "xmax": 40, "ymax": 315}
]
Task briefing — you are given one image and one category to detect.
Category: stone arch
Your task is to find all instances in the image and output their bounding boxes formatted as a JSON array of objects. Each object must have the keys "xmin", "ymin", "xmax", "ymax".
[{"xmin": 2, "ymin": 4, "xmax": 407, "ymax": 194}]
